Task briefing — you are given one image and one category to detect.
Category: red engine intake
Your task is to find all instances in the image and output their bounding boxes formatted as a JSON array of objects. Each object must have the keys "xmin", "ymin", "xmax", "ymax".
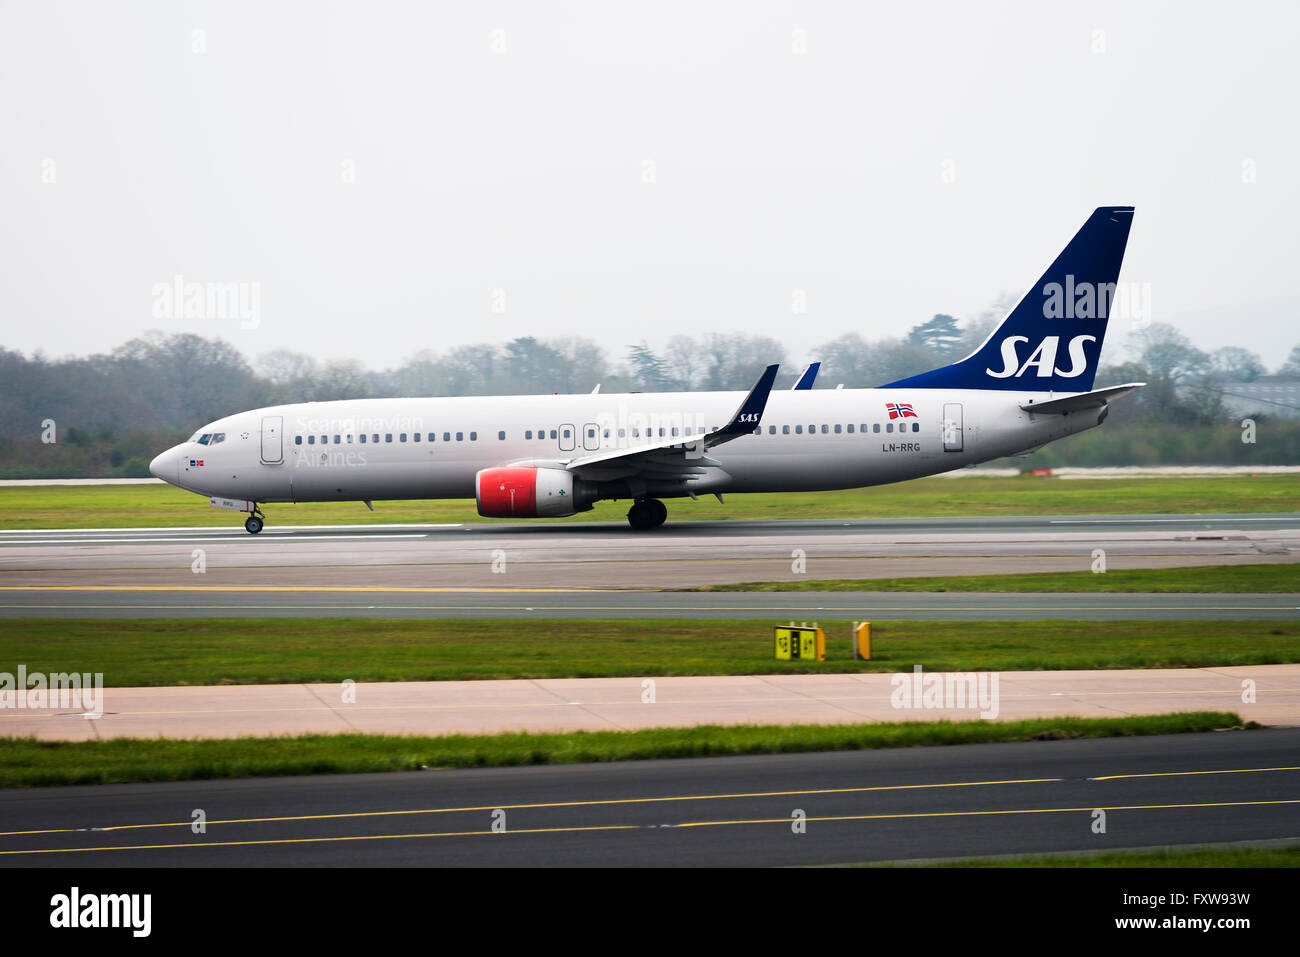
[
  {"xmin": 476, "ymin": 466, "xmax": 596, "ymax": 518},
  {"xmin": 476, "ymin": 467, "xmax": 540, "ymax": 518}
]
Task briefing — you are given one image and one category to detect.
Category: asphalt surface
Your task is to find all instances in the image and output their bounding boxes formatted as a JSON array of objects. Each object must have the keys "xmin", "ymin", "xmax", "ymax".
[
  {"xmin": 0, "ymin": 514, "xmax": 1295, "ymax": 618},
  {"xmin": 2, "ymin": 729, "xmax": 1296, "ymax": 867}
]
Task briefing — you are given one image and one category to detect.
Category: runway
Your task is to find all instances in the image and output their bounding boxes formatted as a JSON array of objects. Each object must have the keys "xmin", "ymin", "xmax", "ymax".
[
  {"xmin": 6, "ymin": 665, "xmax": 1297, "ymax": 741},
  {"xmin": 0, "ymin": 587, "xmax": 1294, "ymax": 619},
  {"xmin": 0, "ymin": 514, "xmax": 1296, "ymax": 618},
  {"xmin": 2, "ymin": 729, "xmax": 1296, "ymax": 866}
]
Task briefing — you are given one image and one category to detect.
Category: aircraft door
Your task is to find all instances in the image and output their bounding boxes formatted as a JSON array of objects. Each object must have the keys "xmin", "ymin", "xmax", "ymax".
[
  {"xmin": 260, "ymin": 416, "xmax": 284, "ymax": 464},
  {"xmin": 582, "ymin": 422, "xmax": 600, "ymax": 451},
  {"xmin": 942, "ymin": 403, "xmax": 963, "ymax": 452},
  {"xmin": 559, "ymin": 423, "xmax": 576, "ymax": 452}
]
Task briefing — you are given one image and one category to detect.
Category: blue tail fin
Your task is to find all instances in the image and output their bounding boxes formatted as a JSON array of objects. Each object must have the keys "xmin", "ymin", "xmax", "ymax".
[{"xmin": 882, "ymin": 206, "xmax": 1135, "ymax": 392}]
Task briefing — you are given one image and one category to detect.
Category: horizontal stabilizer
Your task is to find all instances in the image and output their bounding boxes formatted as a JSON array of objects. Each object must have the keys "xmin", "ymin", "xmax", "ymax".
[{"xmin": 1020, "ymin": 382, "xmax": 1145, "ymax": 415}]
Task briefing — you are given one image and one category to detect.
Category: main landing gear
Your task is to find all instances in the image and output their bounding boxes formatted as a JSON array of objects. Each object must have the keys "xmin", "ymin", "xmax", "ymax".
[
  {"xmin": 627, "ymin": 498, "xmax": 667, "ymax": 530},
  {"xmin": 244, "ymin": 505, "xmax": 266, "ymax": 535}
]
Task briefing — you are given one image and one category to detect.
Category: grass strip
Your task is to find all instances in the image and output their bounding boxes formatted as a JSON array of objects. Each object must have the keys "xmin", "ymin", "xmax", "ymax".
[
  {"xmin": 1, "ymin": 473, "xmax": 1297, "ymax": 529},
  {"xmin": 0, "ymin": 619, "xmax": 1298, "ymax": 686},
  {"xmin": 0, "ymin": 711, "xmax": 1245, "ymax": 788},
  {"xmin": 905, "ymin": 844, "xmax": 1300, "ymax": 868}
]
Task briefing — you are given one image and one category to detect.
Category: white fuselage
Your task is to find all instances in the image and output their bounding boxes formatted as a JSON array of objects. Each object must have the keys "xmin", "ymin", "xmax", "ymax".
[{"xmin": 153, "ymin": 387, "xmax": 1103, "ymax": 505}]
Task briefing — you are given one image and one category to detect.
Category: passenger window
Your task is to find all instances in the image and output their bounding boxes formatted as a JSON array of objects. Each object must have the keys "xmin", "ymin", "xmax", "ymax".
[
  {"xmin": 873, "ymin": 424, "xmax": 880, "ymax": 433},
  {"xmin": 795, "ymin": 425, "xmax": 803, "ymax": 434},
  {"xmin": 334, "ymin": 435, "xmax": 340, "ymax": 444},
  {"xmin": 308, "ymin": 436, "xmax": 315, "ymax": 445},
  {"xmin": 372, "ymin": 434, "xmax": 379, "ymax": 444},
  {"xmin": 768, "ymin": 426, "xmax": 776, "ymax": 434},
  {"xmin": 400, "ymin": 433, "xmax": 407, "ymax": 442},
  {"xmin": 320, "ymin": 435, "xmax": 327, "ymax": 445},
  {"xmin": 346, "ymin": 435, "xmax": 353, "ymax": 443},
  {"xmin": 456, "ymin": 432, "xmax": 463, "ymax": 441},
  {"xmin": 783, "ymin": 425, "xmax": 790, "ymax": 434},
  {"xmin": 821, "ymin": 425, "xmax": 828, "ymax": 434},
  {"xmin": 618, "ymin": 429, "xmax": 626, "ymax": 438},
  {"xmin": 385, "ymin": 434, "xmax": 393, "ymax": 443},
  {"xmin": 834, "ymin": 424, "xmax": 841, "ymax": 434},
  {"xmin": 912, "ymin": 422, "xmax": 920, "ymax": 432},
  {"xmin": 525, "ymin": 430, "xmax": 533, "ymax": 439},
  {"xmin": 443, "ymin": 432, "xmax": 450, "ymax": 442},
  {"xmin": 413, "ymin": 433, "xmax": 420, "ymax": 442},
  {"xmin": 887, "ymin": 423, "xmax": 894, "ymax": 433},
  {"xmin": 847, "ymin": 424, "xmax": 854, "ymax": 434},
  {"xmin": 470, "ymin": 432, "xmax": 477, "ymax": 440},
  {"xmin": 295, "ymin": 436, "xmax": 302, "ymax": 445},
  {"xmin": 427, "ymin": 433, "xmax": 435, "ymax": 442},
  {"xmin": 359, "ymin": 434, "xmax": 366, "ymax": 443},
  {"xmin": 549, "ymin": 429, "xmax": 557, "ymax": 439},
  {"xmin": 498, "ymin": 431, "xmax": 506, "ymax": 440}
]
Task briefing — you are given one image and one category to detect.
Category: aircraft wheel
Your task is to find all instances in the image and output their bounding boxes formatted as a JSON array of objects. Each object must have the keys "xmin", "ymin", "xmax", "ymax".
[
  {"xmin": 244, "ymin": 515, "xmax": 264, "ymax": 535},
  {"xmin": 647, "ymin": 498, "xmax": 667, "ymax": 528},
  {"xmin": 627, "ymin": 499, "xmax": 667, "ymax": 530}
]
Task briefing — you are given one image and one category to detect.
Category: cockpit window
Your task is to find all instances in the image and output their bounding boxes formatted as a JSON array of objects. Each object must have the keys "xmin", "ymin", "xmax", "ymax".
[
  {"xmin": 197, "ymin": 434, "xmax": 213, "ymax": 445},
  {"xmin": 209, "ymin": 433, "xmax": 226, "ymax": 445}
]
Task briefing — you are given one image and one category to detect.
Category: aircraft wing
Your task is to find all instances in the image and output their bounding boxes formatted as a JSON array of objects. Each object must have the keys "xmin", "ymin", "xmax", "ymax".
[
  {"xmin": 563, "ymin": 364, "xmax": 779, "ymax": 479},
  {"xmin": 1020, "ymin": 382, "xmax": 1145, "ymax": 415}
]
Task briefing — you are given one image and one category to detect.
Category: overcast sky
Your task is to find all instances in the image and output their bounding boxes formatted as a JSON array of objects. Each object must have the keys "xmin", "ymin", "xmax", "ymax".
[{"xmin": 2, "ymin": 0, "xmax": 1297, "ymax": 372}]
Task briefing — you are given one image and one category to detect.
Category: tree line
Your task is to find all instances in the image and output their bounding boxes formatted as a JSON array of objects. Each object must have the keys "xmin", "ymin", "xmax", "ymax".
[{"xmin": 1, "ymin": 318, "xmax": 1297, "ymax": 478}]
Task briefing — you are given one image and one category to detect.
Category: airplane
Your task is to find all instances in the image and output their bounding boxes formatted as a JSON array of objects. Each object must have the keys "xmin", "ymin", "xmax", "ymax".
[{"xmin": 149, "ymin": 206, "xmax": 1141, "ymax": 533}]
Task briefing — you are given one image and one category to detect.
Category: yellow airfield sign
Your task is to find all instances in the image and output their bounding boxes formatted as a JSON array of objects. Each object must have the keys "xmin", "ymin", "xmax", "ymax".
[{"xmin": 774, "ymin": 624, "xmax": 825, "ymax": 661}]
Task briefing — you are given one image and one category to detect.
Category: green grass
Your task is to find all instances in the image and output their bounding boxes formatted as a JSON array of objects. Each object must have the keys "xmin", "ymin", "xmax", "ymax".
[
  {"xmin": 0, "ymin": 712, "xmax": 1245, "ymax": 788},
  {"xmin": 694, "ymin": 563, "xmax": 1300, "ymax": 593},
  {"xmin": 2, "ymin": 618, "xmax": 1298, "ymax": 686},
  {"xmin": 908, "ymin": 844, "xmax": 1300, "ymax": 868},
  {"xmin": 1, "ymin": 473, "xmax": 1297, "ymax": 529}
]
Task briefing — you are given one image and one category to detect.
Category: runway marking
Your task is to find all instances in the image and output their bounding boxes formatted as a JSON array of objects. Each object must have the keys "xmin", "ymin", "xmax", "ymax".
[
  {"xmin": 0, "ymin": 535, "xmax": 434, "ymax": 545},
  {"xmin": 0, "ymin": 524, "xmax": 467, "ymax": 534},
  {"xmin": 5, "ymin": 798, "xmax": 1298, "ymax": 856},
  {"xmin": 671, "ymin": 799, "xmax": 1300, "ymax": 829},
  {"xmin": 3, "ymin": 767, "xmax": 1296, "ymax": 840},
  {"xmin": 0, "ymin": 776, "xmax": 1064, "ymax": 837},
  {"xmin": 1090, "ymin": 766, "xmax": 1300, "ymax": 781},
  {"xmin": 0, "ymin": 585, "xmax": 624, "ymax": 594}
]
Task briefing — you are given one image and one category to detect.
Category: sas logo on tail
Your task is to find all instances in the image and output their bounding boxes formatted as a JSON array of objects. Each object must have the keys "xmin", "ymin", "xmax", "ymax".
[
  {"xmin": 886, "ymin": 403, "xmax": 917, "ymax": 419},
  {"xmin": 985, "ymin": 335, "xmax": 1095, "ymax": 379}
]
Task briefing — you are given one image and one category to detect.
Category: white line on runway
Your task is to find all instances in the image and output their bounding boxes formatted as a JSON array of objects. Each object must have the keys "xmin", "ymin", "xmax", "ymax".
[
  {"xmin": 0, "ymin": 524, "xmax": 464, "ymax": 535},
  {"xmin": 0, "ymin": 535, "xmax": 431, "ymax": 545},
  {"xmin": 1048, "ymin": 517, "xmax": 1292, "ymax": 524}
]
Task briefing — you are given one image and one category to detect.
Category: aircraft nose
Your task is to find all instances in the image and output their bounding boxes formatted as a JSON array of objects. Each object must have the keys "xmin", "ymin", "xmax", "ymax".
[{"xmin": 149, "ymin": 448, "xmax": 177, "ymax": 483}]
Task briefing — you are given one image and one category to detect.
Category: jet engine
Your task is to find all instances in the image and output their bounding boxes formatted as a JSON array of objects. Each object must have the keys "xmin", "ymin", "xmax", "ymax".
[{"xmin": 475, "ymin": 466, "xmax": 596, "ymax": 518}]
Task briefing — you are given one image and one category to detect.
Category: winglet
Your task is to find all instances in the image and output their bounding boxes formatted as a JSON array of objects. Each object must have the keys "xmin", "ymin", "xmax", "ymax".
[
  {"xmin": 711, "ymin": 364, "xmax": 779, "ymax": 440},
  {"xmin": 791, "ymin": 362, "xmax": 820, "ymax": 390}
]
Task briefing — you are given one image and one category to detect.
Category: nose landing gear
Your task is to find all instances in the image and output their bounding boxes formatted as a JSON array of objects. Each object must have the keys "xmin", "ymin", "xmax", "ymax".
[
  {"xmin": 244, "ymin": 505, "xmax": 266, "ymax": 535},
  {"xmin": 627, "ymin": 498, "xmax": 667, "ymax": 530}
]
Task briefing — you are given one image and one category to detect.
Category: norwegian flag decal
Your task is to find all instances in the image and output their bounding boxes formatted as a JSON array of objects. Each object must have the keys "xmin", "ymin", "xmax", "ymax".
[{"xmin": 886, "ymin": 403, "xmax": 917, "ymax": 420}]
